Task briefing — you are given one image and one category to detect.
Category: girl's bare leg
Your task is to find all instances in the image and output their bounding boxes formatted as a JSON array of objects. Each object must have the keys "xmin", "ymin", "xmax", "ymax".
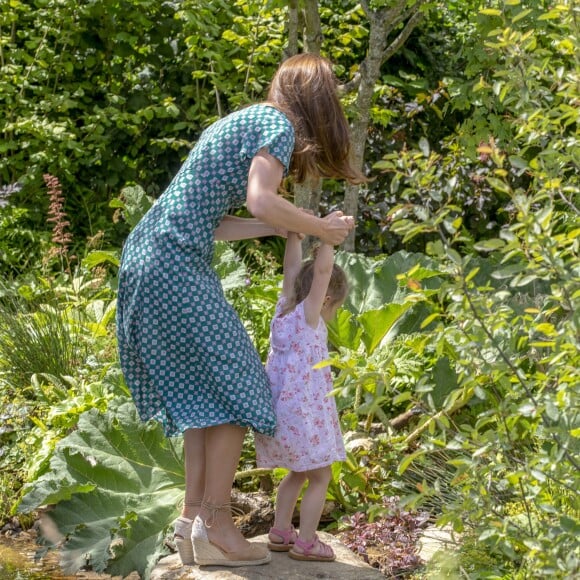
[
  {"xmin": 297, "ymin": 466, "xmax": 332, "ymax": 541},
  {"xmin": 200, "ymin": 423, "xmax": 249, "ymax": 552},
  {"xmin": 181, "ymin": 428, "xmax": 205, "ymax": 520},
  {"xmin": 273, "ymin": 471, "xmax": 307, "ymax": 531}
]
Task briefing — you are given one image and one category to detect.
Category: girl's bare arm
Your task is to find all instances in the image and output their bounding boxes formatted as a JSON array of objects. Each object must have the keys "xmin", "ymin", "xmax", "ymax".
[
  {"xmin": 282, "ymin": 232, "xmax": 302, "ymax": 298},
  {"xmin": 303, "ymin": 243, "xmax": 334, "ymax": 328}
]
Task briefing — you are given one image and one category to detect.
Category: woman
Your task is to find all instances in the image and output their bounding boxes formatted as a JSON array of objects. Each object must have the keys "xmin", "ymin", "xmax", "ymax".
[{"xmin": 116, "ymin": 53, "xmax": 364, "ymax": 567}]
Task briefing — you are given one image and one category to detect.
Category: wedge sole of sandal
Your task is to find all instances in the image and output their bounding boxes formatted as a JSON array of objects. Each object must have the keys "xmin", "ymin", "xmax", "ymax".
[
  {"xmin": 193, "ymin": 538, "xmax": 271, "ymax": 567},
  {"xmin": 175, "ymin": 536, "xmax": 195, "ymax": 565}
]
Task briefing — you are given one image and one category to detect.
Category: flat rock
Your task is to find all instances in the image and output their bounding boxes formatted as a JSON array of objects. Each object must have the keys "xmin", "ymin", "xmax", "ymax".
[
  {"xmin": 151, "ymin": 532, "xmax": 383, "ymax": 580},
  {"xmin": 417, "ymin": 525, "xmax": 457, "ymax": 561}
]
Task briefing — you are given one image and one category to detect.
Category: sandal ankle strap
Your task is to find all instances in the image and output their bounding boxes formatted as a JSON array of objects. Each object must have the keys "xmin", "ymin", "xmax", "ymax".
[
  {"xmin": 201, "ymin": 500, "xmax": 245, "ymax": 527},
  {"xmin": 177, "ymin": 496, "xmax": 202, "ymax": 510},
  {"xmin": 269, "ymin": 526, "xmax": 296, "ymax": 545}
]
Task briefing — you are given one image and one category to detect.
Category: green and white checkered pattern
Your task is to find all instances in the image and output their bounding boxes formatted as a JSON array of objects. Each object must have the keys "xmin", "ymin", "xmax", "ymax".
[{"xmin": 117, "ymin": 105, "xmax": 294, "ymax": 437}]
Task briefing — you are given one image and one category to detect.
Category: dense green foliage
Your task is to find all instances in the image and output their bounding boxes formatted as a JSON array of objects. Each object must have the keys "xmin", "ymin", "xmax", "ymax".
[
  {"xmin": 1, "ymin": 1, "xmax": 578, "ymax": 579},
  {"xmin": 0, "ymin": 0, "xmax": 287, "ymax": 273}
]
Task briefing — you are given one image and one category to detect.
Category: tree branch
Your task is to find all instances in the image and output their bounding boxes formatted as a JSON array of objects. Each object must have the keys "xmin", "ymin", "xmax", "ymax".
[
  {"xmin": 382, "ymin": 7, "xmax": 424, "ymax": 62},
  {"xmin": 338, "ymin": 70, "xmax": 362, "ymax": 95}
]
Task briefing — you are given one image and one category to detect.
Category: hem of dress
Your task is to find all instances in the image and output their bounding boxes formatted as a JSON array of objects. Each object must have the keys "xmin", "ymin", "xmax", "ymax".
[
  {"xmin": 167, "ymin": 418, "xmax": 276, "ymax": 438},
  {"xmin": 256, "ymin": 458, "xmax": 345, "ymax": 472}
]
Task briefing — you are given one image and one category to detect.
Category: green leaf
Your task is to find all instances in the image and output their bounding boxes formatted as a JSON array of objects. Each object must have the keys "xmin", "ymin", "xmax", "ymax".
[
  {"xmin": 359, "ymin": 303, "xmax": 413, "ymax": 355},
  {"xmin": 83, "ymin": 250, "xmax": 120, "ymax": 269},
  {"xmin": 473, "ymin": 238, "xmax": 505, "ymax": 252},
  {"xmin": 19, "ymin": 399, "xmax": 184, "ymax": 578},
  {"xmin": 512, "ymin": 9, "xmax": 532, "ymax": 23},
  {"xmin": 212, "ymin": 242, "xmax": 248, "ymax": 291},
  {"xmin": 431, "ymin": 358, "xmax": 459, "ymax": 409},
  {"xmin": 486, "ymin": 177, "xmax": 512, "ymax": 195},
  {"xmin": 479, "ymin": 8, "xmax": 502, "ymax": 16},
  {"xmin": 335, "ymin": 250, "xmax": 439, "ymax": 314},
  {"xmin": 398, "ymin": 450, "xmax": 426, "ymax": 475},
  {"xmin": 326, "ymin": 309, "xmax": 362, "ymax": 350},
  {"xmin": 538, "ymin": 10, "xmax": 563, "ymax": 20},
  {"xmin": 509, "ymin": 156, "xmax": 528, "ymax": 170},
  {"xmin": 560, "ymin": 516, "xmax": 580, "ymax": 534}
]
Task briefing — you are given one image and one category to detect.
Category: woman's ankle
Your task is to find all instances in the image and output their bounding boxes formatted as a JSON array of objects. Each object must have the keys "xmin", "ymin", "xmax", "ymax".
[
  {"xmin": 180, "ymin": 508, "xmax": 199, "ymax": 520},
  {"xmin": 181, "ymin": 498, "xmax": 202, "ymax": 521}
]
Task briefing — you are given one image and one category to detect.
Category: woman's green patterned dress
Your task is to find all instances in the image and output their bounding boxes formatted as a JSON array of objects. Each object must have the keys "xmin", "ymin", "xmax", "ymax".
[{"xmin": 117, "ymin": 104, "xmax": 294, "ymax": 437}]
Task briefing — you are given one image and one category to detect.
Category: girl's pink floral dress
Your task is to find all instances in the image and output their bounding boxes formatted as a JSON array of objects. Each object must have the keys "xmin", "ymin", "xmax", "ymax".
[{"xmin": 255, "ymin": 296, "xmax": 346, "ymax": 471}]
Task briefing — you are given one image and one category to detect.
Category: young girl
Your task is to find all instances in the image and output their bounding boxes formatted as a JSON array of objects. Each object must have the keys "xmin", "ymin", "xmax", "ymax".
[{"xmin": 255, "ymin": 232, "xmax": 349, "ymax": 562}]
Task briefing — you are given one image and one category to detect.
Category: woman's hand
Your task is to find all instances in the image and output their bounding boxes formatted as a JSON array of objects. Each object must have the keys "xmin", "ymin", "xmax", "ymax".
[{"xmin": 319, "ymin": 211, "xmax": 355, "ymax": 245}]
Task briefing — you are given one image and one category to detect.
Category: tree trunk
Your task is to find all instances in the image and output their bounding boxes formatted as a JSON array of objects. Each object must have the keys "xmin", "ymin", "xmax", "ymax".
[
  {"xmin": 285, "ymin": 0, "xmax": 299, "ymax": 58},
  {"xmin": 291, "ymin": 0, "xmax": 322, "ymax": 231},
  {"xmin": 286, "ymin": 1, "xmax": 426, "ymax": 250},
  {"xmin": 303, "ymin": 0, "xmax": 322, "ymax": 54},
  {"xmin": 343, "ymin": 0, "xmax": 426, "ymax": 251}
]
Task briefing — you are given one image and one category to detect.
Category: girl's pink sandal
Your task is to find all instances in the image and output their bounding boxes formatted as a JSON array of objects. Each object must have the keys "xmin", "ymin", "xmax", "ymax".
[
  {"xmin": 288, "ymin": 534, "xmax": 336, "ymax": 562},
  {"xmin": 267, "ymin": 526, "xmax": 298, "ymax": 552}
]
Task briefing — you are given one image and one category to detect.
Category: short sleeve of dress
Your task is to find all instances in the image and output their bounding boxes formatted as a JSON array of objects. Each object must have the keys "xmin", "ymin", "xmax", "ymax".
[
  {"xmin": 240, "ymin": 105, "xmax": 295, "ymax": 176},
  {"xmin": 274, "ymin": 294, "xmax": 288, "ymax": 316}
]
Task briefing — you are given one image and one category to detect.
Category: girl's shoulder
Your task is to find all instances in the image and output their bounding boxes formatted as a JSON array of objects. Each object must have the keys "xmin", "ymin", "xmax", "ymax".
[{"xmin": 279, "ymin": 298, "xmax": 322, "ymax": 330}]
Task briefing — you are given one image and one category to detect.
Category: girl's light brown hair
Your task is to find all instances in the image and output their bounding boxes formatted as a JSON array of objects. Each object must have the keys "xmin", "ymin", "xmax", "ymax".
[
  {"xmin": 267, "ymin": 53, "xmax": 366, "ymax": 185},
  {"xmin": 282, "ymin": 260, "xmax": 349, "ymax": 317}
]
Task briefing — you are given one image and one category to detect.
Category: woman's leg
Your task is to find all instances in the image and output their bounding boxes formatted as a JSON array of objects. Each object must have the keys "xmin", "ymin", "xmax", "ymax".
[
  {"xmin": 181, "ymin": 428, "xmax": 205, "ymax": 519},
  {"xmin": 200, "ymin": 423, "xmax": 249, "ymax": 552},
  {"xmin": 297, "ymin": 466, "xmax": 332, "ymax": 541},
  {"xmin": 273, "ymin": 471, "xmax": 307, "ymax": 531},
  {"xmin": 174, "ymin": 428, "xmax": 206, "ymax": 564}
]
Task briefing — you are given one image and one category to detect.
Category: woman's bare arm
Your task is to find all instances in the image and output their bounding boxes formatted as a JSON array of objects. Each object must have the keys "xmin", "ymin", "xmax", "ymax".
[
  {"xmin": 214, "ymin": 215, "xmax": 278, "ymax": 241},
  {"xmin": 246, "ymin": 150, "xmax": 355, "ymax": 245}
]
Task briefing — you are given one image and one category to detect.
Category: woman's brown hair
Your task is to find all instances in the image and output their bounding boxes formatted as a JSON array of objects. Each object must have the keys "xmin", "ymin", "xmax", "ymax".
[{"xmin": 267, "ymin": 53, "xmax": 366, "ymax": 185}]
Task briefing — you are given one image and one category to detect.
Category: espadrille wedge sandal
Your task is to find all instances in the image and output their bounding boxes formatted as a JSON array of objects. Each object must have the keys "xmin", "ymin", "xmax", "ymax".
[
  {"xmin": 173, "ymin": 499, "xmax": 201, "ymax": 565},
  {"xmin": 191, "ymin": 502, "xmax": 271, "ymax": 567}
]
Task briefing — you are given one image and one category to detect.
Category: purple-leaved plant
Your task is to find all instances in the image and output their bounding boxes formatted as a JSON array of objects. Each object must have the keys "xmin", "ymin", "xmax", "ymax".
[{"xmin": 337, "ymin": 496, "xmax": 429, "ymax": 577}]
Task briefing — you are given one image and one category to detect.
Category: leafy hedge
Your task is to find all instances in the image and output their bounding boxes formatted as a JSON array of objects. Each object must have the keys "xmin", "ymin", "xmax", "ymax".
[{"xmin": 1, "ymin": 0, "xmax": 286, "ymax": 252}]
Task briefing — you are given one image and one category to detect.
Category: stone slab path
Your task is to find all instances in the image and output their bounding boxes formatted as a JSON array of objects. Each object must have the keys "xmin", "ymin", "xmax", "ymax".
[{"xmin": 151, "ymin": 532, "xmax": 384, "ymax": 580}]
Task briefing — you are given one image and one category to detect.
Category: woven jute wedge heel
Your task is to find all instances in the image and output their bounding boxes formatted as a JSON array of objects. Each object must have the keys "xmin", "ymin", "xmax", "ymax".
[
  {"xmin": 173, "ymin": 499, "xmax": 201, "ymax": 565},
  {"xmin": 174, "ymin": 517, "xmax": 195, "ymax": 565},
  {"xmin": 191, "ymin": 501, "xmax": 271, "ymax": 567}
]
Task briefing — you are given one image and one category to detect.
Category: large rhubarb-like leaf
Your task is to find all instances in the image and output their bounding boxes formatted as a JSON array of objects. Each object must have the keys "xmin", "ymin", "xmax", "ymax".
[
  {"xmin": 335, "ymin": 250, "xmax": 439, "ymax": 314},
  {"xmin": 19, "ymin": 398, "xmax": 184, "ymax": 579}
]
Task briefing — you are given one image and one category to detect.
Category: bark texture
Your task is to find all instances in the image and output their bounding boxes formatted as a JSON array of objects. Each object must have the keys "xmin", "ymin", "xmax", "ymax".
[{"xmin": 343, "ymin": 0, "xmax": 426, "ymax": 250}]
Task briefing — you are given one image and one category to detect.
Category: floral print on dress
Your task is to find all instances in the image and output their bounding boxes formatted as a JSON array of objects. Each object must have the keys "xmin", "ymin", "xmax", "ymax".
[{"xmin": 255, "ymin": 296, "xmax": 346, "ymax": 471}]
